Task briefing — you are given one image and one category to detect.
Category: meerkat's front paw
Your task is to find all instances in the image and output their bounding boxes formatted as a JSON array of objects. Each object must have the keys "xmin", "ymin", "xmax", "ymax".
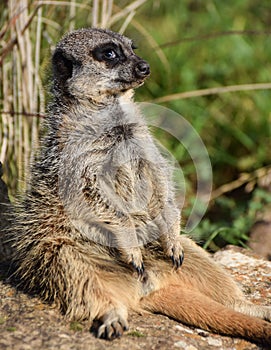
[
  {"xmin": 164, "ymin": 238, "xmax": 184, "ymax": 269},
  {"xmin": 125, "ymin": 247, "xmax": 144, "ymax": 277},
  {"xmin": 132, "ymin": 259, "xmax": 145, "ymax": 278}
]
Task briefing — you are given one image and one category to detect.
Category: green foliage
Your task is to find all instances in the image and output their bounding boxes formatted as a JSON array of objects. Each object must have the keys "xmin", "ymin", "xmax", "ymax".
[
  {"xmin": 135, "ymin": 0, "xmax": 271, "ymax": 247},
  {"xmin": 6, "ymin": 326, "xmax": 16, "ymax": 332},
  {"xmin": 70, "ymin": 321, "xmax": 83, "ymax": 332},
  {"xmin": 127, "ymin": 330, "xmax": 146, "ymax": 337},
  {"xmin": 192, "ymin": 188, "xmax": 271, "ymax": 251}
]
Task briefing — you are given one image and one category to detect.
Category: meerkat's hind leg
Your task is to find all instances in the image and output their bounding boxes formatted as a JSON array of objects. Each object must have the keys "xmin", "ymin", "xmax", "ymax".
[
  {"xmin": 96, "ymin": 307, "xmax": 129, "ymax": 340},
  {"xmin": 141, "ymin": 284, "xmax": 271, "ymax": 346}
]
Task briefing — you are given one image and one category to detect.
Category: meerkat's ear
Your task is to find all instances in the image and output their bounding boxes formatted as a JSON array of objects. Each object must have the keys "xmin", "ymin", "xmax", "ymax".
[{"xmin": 52, "ymin": 49, "xmax": 73, "ymax": 84}]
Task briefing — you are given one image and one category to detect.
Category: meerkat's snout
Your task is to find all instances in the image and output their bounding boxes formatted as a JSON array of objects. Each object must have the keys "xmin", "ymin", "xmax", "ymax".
[{"xmin": 134, "ymin": 60, "xmax": 150, "ymax": 79}]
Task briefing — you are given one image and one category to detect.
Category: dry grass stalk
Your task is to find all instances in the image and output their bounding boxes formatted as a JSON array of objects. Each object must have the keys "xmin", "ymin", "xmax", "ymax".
[
  {"xmin": 0, "ymin": 0, "xmax": 43, "ymax": 195},
  {"xmin": 152, "ymin": 82, "xmax": 271, "ymax": 104}
]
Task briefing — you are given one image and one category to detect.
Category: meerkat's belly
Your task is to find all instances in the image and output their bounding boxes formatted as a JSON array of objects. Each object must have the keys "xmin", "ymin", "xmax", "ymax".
[{"xmin": 95, "ymin": 138, "xmax": 168, "ymax": 223}]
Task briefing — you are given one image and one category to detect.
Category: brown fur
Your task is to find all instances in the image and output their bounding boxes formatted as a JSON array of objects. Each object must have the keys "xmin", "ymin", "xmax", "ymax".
[{"xmin": 2, "ymin": 28, "xmax": 271, "ymax": 346}]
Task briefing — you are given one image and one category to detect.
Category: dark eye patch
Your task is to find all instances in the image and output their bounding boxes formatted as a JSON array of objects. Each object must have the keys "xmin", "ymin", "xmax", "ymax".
[
  {"xmin": 52, "ymin": 49, "xmax": 74, "ymax": 84},
  {"xmin": 92, "ymin": 43, "xmax": 126, "ymax": 66}
]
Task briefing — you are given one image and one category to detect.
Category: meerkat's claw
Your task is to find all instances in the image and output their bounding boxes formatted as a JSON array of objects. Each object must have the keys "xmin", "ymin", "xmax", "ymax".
[
  {"xmin": 171, "ymin": 249, "xmax": 184, "ymax": 269},
  {"xmin": 169, "ymin": 243, "xmax": 184, "ymax": 269},
  {"xmin": 97, "ymin": 321, "xmax": 124, "ymax": 340},
  {"xmin": 126, "ymin": 248, "xmax": 145, "ymax": 277},
  {"xmin": 132, "ymin": 260, "xmax": 145, "ymax": 277},
  {"xmin": 162, "ymin": 237, "xmax": 184, "ymax": 269},
  {"xmin": 97, "ymin": 309, "xmax": 129, "ymax": 340}
]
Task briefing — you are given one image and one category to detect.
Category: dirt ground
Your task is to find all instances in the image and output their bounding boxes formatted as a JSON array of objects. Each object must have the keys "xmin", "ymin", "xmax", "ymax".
[{"xmin": 0, "ymin": 246, "xmax": 270, "ymax": 350}]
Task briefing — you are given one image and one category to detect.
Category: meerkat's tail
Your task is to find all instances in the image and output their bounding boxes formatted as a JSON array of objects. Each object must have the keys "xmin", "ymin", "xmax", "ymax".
[{"xmin": 141, "ymin": 284, "xmax": 271, "ymax": 346}]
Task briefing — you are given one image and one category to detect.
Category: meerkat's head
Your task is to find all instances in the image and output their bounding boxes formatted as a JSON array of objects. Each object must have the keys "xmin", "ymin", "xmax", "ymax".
[{"xmin": 52, "ymin": 28, "xmax": 150, "ymax": 101}]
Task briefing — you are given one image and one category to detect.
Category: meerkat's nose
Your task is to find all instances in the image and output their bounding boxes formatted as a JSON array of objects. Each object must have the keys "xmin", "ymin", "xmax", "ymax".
[{"xmin": 134, "ymin": 60, "xmax": 150, "ymax": 78}]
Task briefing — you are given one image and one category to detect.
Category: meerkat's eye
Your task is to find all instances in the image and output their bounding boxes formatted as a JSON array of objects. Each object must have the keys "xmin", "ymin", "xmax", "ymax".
[
  {"xmin": 92, "ymin": 44, "xmax": 125, "ymax": 65},
  {"xmin": 103, "ymin": 49, "xmax": 118, "ymax": 61}
]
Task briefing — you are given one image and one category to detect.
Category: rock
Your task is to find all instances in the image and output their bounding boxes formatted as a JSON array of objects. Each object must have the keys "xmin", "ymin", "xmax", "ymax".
[{"xmin": 0, "ymin": 246, "xmax": 269, "ymax": 350}]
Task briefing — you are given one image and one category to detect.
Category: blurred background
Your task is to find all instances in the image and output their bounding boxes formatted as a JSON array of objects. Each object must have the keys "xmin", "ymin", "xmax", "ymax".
[{"xmin": 1, "ymin": 0, "xmax": 271, "ymax": 252}]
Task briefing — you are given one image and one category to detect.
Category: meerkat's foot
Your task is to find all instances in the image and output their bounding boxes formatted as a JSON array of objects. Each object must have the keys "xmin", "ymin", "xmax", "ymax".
[
  {"xmin": 164, "ymin": 237, "xmax": 184, "ymax": 269},
  {"xmin": 235, "ymin": 303, "xmax": 271, "ymax": 322},
  {"xmin": 97, "ymin": 308, "xmax": 129, "ymax": 340},
  {"xmin": 265, "ymin": 307, "xmax": 271, "ymax": 322}
]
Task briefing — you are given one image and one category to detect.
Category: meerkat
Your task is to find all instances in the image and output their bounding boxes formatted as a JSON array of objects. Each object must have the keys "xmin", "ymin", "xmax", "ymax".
[{"xmin": 2, "ymin": 28, "xmax": 271, "ymax": 346}]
